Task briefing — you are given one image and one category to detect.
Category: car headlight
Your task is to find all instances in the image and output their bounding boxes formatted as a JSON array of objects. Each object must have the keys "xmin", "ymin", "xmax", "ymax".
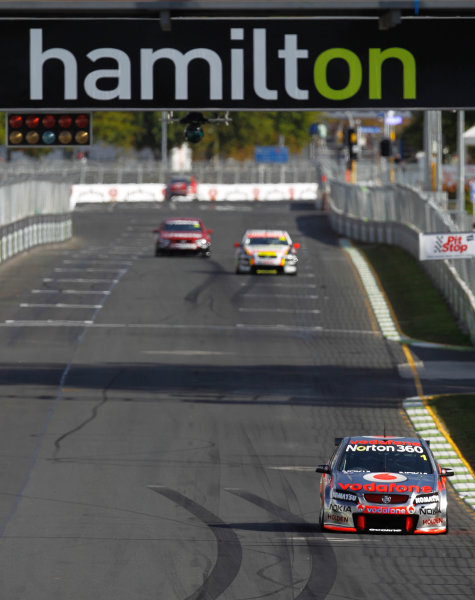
[
  {"xmin": 159, "ymin": 239, "xmax": 170, "ymax": 247},
  {"xmin": 197, "ymin": 238, "xmax": 208, "ymax": 246}
]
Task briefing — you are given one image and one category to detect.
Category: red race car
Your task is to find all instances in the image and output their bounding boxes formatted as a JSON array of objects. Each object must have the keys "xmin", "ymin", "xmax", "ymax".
[
  {"xmin": 164, "ymin": 175, "xmax": 198, "ymax": 201},
  {"xmin": 154, "ymin": 217, "xmax": 212, "ymax": 257}
]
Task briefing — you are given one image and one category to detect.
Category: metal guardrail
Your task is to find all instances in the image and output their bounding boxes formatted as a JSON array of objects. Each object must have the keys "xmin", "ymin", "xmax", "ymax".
[
  {"xmin": 321, "ymin": 167, "xmax": 475, "ymax": 345},
  {"xmin": 0, "ymin": 213, "xmax": 72, "ymax": 264}
]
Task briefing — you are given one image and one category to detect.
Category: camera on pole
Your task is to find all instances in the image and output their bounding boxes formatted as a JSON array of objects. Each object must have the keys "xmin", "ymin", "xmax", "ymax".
[{"xmin": 180, "ymin": 112, "xmax": 207, "ymax": 144}]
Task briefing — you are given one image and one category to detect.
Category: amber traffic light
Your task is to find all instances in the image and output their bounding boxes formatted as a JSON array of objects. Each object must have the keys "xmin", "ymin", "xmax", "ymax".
[{"xmin": 6, "ymin": 113, "xmax": 92, "ymax": 147}]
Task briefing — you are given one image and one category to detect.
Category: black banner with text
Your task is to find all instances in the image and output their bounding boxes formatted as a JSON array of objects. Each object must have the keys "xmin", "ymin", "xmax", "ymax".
[{"xmin": 0, "ymin": 18, "xmax": 474, "ymax": 110}]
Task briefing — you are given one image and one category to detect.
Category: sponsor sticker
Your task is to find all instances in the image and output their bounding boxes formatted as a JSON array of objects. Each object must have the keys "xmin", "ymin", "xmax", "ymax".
[
  {"xmin": 422, "ymin": 517, "xmax": 444, "ymax": 526},
  {"xmin": 327, "ymin": 513, "xmax": 349, "ymax": 524},
  {"xmin": 414, "ymin": 493, "xmax": 439, "ymax": 505},
  {"xmin": 363, "ymin": 473, "xmax": 407, "ymax": 483},
  {"xmin": 332, "ymin": 491, "xmax": 358, "ymax": 503},
  {"xmin": 329, "ymin": 503, "xmax": 352, "ymax": 513},
  {"xmin": 346, "ymin": 443, "xmax": 424, "ymax": 454},
  {"xmin": 339, "ymin": 482, "xmax": 433, "ymax": 493}
]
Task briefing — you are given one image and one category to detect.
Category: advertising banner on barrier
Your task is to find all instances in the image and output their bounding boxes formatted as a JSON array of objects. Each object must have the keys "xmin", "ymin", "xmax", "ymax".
[
  {"xmin": 70, "ymin": 183, "xmax": 318, "ymax": 206},
  {"xmin": 419, "ymin": 232, "xmax": 475, "ymax": 261},
  {"xmin": 70, "ymin": 184, "xmax": 166, "ymax": 207}
]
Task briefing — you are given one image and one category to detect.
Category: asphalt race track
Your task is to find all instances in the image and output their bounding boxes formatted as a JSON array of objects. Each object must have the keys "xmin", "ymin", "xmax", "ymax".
[{"xmin": 0, "ymin": 201, "xmax": 474, "ymax": 599}]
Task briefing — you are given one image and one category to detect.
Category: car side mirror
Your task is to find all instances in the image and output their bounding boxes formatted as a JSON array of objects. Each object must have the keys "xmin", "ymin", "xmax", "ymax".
[
  {"xmin": 293, "ymin": 243, "xmax": 300, "ymax": 250},
  {"xmin": 315, "ymin": 464, "xmax": 331, "ymax": 474},
  {"xmin": 234, "ymin": 242, "xmax": 241, "ymax": 248},
  {"xmin": 153, "ymin": 228, "xmax": 159, "ymax": 233},
  {"xmin": 440, "ymin": 467, "xmax": 455, "ymax": 477},
  {"xmin": 207, "ymin": 229, "xmax": 213, "ymax": 234}
]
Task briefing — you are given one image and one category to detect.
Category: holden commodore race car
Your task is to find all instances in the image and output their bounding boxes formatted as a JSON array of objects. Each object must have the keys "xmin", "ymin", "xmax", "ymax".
[
  {"xmin": 164, "ymin": 175, "xmax": 198, "ymax": 201},
  {"xmin": 154, "ymin": 218, "xmax": 212, "ymax": 256},
  {"xmin": 234, "ymin": 229, "xmax": 300, "ymax": 275},
  {"xmin": 316, "ymin": 435, "xmax": 454, "ymax": 534}
]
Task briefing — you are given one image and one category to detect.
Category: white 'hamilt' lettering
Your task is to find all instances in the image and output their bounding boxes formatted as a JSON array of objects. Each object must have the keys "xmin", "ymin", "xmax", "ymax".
[{"xmin": 28, "ymin": 27, "xmax": 416, "ymax": 104}]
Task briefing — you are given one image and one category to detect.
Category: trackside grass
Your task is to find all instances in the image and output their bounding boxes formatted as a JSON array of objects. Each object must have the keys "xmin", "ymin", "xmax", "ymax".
[{"xmin": 356, "ymin": 243, "xmax": 475, "ymax": 471}]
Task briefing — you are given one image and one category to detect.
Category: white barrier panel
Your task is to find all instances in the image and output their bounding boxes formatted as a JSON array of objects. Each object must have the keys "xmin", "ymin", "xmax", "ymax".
[
  {"xmin": 197, "ymin": 183, "xmax": 318, "ymax": 201},
  {"xmin": 70, "ymin": 184, "xmax": 166, "ymax": 207},
  {"xmin": 70, "ymin": 182, "xmax": 318, "ymax": 207},
  {"xmin": 419, "ymin": 232, "xmax": 475, "ymax": 261}
]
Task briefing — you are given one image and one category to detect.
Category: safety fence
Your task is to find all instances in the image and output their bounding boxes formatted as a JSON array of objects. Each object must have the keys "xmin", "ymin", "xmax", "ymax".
[
  {"xmin": 0, "ymin": 159, "xmax": 318, "ymax": 186},
  {"xmin": 0, "ymin": 213, "xmax": 72, "ymax": 264},
  {"xmin": 0, "ymin": 177, "xmax": 71, "ymax": 226},
  {"xmin": 324, "ymin": 174, "xmax": 475, "ymax": 345}
]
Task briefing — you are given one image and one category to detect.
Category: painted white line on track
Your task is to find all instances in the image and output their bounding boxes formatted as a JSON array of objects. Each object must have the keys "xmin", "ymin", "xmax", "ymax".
[
  {"xmin": 44, "ymin": 278, "xmax": 119, "ymax": 283},
  {"xmin": 239, "ymin": 308, "xmax": 320, "ymax": 313},
  {"xmin": 62, "ymin": 260, "xmax": 133, "ymax": 265},
  {"xmin": 31, "ymin": 290, "xmax": 111, "ymax": 295},
  {"xmin": 243, "ymin": 293, "xmax": 318, "ymax": 299},
  {"xmin": 267, "ymin": 466, "xmax": 316, "ymax": 471},
  {"xmin": 54, "ymin": 268, "xmax": 127, "ymax": 273},
  {"xmin": 142, "ymin": 350, "xmax": 233, "ymax": 356},
  {"xmin": 20, "ymin": 303, "xmax": 102, "ymax": 309},
  {"xmin": 240, "ymin": 283, "xmax": 317, "ymax": 288}
]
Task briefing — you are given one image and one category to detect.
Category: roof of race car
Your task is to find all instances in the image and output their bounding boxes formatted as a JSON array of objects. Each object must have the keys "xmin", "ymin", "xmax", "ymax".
[
  {"xmin": 244, "ymin": 229, "xmax": 290, "ymax": 238},
  {"xmin": 337, "ymin": 435, "xmax": 429, "ymax": 446},
  {"xmin": 162, "ymin": 218, "xmax": 202, "ymax": 224}
]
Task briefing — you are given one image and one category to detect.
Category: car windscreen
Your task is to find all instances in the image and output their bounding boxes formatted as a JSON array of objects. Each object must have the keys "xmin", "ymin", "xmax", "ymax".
[
  {"xmin": 245, "ymin": 237, "xmax": 288, "ymax": 246},
  {"xmin": 338, "ymin": 441, "xmax": 433, "ymax": 475},
  {"xmin": 162, "ymin": 222, "xmax": 202, "ymax": 232}
]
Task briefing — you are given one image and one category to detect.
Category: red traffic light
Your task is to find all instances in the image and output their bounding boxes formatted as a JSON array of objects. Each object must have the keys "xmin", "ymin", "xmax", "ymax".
[
  {"xmin": 9, "ymin": 115, "xmax": 23, "ymax": 129},
  {"xmin": 26, "ymin": 115, "xmax": 40, "ymax": 128},
  {"xmin": 6, "ymin": 112, "xmax": 92, "ymax": 147},
  {"xmin": 42, "ymin": 114, "xmax": 56, "ymax": 128},
  {"xmin": 75, "ymin": 114, "xmax": 89, "ymax": 128},
  {"xmin": 58, "ymin": 114, "xmax": 73, "ymax": 128}
]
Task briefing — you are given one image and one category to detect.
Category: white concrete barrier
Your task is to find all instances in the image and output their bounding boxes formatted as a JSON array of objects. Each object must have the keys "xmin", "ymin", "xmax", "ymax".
[{"xmin": 70, "ymin": 182, "xmax": 318, "ymax": 207}]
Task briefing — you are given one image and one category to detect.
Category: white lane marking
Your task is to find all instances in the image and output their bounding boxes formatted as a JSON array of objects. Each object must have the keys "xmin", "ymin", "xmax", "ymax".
[
  {"xmin": 267, "ymin": 466, "xmax": 316, "ymax": 471},
  {"xmin": 240, "ymin": 283, "xmax": 317, "ymax": 288},
  {"xmin": 20, "ymin": 303, "xmax": 102, "ymax": 309},
  {"xmin": 142, "ymin": 350, "xmax": 233, "ymax": 356},
  {"xmin": 43, "ymin": 278, "xmax": 119, "ymax": 283},
  {"xmin": 239, "ymin": 308, "xmax": 320, "ymax": 313},
  {"xmin": 54, "ymin": 268, "xmax": 127, "ymax": 273},
  {"xmin": 242, "ymin": 293, "xmax": 319, "ymax": 299},
  {"xmin": 31, "ymin": 290, "xmax": 111, "ymax": 295},
  {"xmin": 62, "ymin": 260, "xmax": 133, "ymax": 265},
  {"xmin": 1, "ymin": 321, "xmax": 324, "ymax": 332}
]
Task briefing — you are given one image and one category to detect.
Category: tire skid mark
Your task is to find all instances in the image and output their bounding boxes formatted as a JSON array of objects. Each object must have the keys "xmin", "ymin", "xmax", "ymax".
[
  {"xmin": 149, "ymin": 486, "xmax": 242, "ymax": 600},
  {"xmin": 227, "ymin": 489, "xmax": 337, "ymax": 600}
]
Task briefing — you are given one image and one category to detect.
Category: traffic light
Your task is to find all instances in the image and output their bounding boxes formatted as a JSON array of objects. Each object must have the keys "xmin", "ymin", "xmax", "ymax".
[
  {"xmin": 6, "ymin": 113, "xmax": 91, "ymax": 147},
  {"xmin": 380, "ymin": 137, "xmax": 392, "ymax": 156},
  {"xmin": 347, "ymin": 128, "xmax": 358, "ymax": 160}
]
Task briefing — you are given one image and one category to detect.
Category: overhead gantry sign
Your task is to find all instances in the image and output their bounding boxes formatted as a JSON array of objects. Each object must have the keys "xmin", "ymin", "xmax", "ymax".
[{"xmin": 1, "ymin": 18, "xmax": 475, "ymax": 110}]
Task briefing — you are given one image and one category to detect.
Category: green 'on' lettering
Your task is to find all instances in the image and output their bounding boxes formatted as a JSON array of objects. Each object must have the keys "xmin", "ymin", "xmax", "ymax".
[{"xmin": 313, "ymin": 47, "xmax": 416, "ymax": 100}]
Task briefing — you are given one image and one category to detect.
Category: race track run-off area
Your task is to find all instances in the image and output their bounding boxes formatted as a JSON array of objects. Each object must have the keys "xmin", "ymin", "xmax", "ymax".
[{"xmin": 0, "ymin": 201, "xmax": 474, "ymax": 600}]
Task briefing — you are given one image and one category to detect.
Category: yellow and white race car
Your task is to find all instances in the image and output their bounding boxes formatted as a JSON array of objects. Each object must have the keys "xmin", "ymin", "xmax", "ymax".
[{"xmin": 234, "ymin": 229, "xmax": 300, "ymax": 275}]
